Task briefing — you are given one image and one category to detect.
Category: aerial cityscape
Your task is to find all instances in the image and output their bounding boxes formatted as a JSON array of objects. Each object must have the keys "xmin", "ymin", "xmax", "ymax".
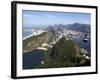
[{"xmin": 22, "ymin": 10, "xmax": 91, "ymax": 69}]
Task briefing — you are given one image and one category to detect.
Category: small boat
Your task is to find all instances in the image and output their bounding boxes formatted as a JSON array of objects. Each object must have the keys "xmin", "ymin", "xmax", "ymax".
[
  {"xmin": 83, "ymin": 38, "xmax": 88, "ymax": 42},
  {"xmin": 83, "ymin": 34, "xmax": 88, "ymax": 42}
]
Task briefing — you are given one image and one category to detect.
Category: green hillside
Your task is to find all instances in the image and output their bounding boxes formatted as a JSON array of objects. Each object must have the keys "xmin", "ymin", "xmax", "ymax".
[
  {"xmin": 38, "ymin": 37, "xmax": 90, "ymax": 68},
  {"xmin": 23, "ymin": 31, "xmax": 90, "ymax": 68},
  {"xmin": 23, "ymin": 31, "xmax": 55, "ymax": 53}
]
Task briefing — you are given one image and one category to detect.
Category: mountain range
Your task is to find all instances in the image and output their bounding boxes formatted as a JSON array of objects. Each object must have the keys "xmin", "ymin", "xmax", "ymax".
[{"xmin": 46, "ymin": 23, "xmax": 90, "ymax": 33}]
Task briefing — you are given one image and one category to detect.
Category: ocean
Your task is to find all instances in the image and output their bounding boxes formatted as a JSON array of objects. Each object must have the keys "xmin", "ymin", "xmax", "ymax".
[{"xmin": 22, "ymin": 27, "xmax": 33, "ymax": 39}]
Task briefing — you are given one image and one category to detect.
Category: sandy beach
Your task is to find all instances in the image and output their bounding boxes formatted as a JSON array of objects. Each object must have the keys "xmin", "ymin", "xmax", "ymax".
[{"xmin": 23, "ymin": 34, "xmax": 33, "ymax": 40}]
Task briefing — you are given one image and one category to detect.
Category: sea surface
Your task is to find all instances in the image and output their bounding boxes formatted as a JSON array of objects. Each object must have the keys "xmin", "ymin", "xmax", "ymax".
[
  {"xmin": 23, "ymin": 50, "xmax": 44, "ymax": 69},
  {"xmin": 22, "ymin": 27, "xmax": 33, "ymax": 39},
  {"xmin": 72, "ymin": 35, "xmax": 91, "ymax": 53}
]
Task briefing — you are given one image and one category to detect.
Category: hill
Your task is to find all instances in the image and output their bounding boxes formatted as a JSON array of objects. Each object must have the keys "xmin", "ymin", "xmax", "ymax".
[
  {"xmin": 39, "ymin": 37, "xmax": 90, "ymax": 68},
  {"xmin": 66, "ymin": 23, "xmax": 90, "ymax": 33},
  {"xmin": 23, "ymin": 31, "xmax": 56, "ymax": 53},
  {"xmin": 46, "ymin": 23, "xmax": 90, "ymax": 33}
]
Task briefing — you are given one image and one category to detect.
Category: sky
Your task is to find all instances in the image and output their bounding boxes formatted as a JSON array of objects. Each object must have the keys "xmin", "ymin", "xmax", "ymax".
[{"xmin": 23, "ymin": 10, "xmax": 91, "ymax": 28}]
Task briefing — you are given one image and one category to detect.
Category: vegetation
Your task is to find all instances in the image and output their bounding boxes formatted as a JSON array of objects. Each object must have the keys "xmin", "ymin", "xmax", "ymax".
[
  {"xmin": 23, "ymin": 31, "xmax": 55, "ymax": 53},
  {"xmin": 38, "ymin": 37, "xmax": 90, "ymax": 68},
  {"xmin": 23, "ymin": 30, "xmax": 90, "ymax": 68}
]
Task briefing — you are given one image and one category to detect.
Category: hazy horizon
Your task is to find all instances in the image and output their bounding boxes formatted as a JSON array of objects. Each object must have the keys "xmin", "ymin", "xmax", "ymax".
[{"xmin": 23, "ymin": 10, "xmax": 91, "ymax": 28}]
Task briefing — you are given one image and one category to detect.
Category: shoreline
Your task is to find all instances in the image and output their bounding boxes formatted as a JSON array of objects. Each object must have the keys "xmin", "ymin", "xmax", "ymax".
[
  {"xmin": 23, "ymin": 33, "xmax": 33, "ymax": 40},
  {"xmin": 23, "ymin": 48, "xmax": 46, "ymax": 53}
]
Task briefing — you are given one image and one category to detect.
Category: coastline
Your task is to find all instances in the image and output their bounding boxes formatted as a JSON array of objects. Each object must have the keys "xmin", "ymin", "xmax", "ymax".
[
  {"xmin": 23, "ymin": 33, "xmax": 33, "ymax": 40},
  {"xmin": 23, "ymin": 48, "xmax": 46, "ymax": 53}
]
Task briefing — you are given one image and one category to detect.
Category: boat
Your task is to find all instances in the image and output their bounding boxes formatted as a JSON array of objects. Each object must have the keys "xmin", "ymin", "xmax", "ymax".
[
  {"xmin": 83, "ymin": 34, "xmax": 88, "ymax": 42},
  {"xmin": 83, "ymin": 38, "xmax": 88, "ymax": 42}
]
